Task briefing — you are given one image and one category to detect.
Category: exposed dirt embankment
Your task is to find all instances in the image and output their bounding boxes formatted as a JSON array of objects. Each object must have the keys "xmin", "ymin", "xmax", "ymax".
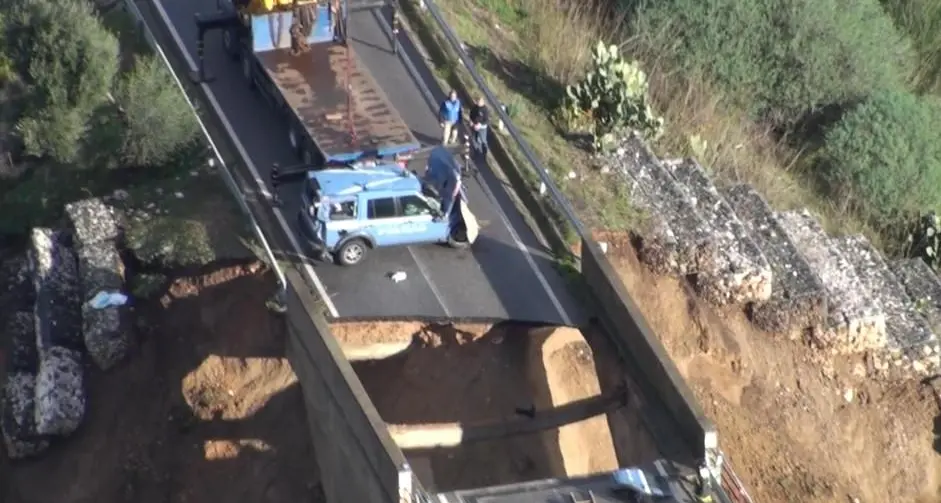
[
  {"xmin": 333, "ymin": 320, "xmax": 653, "ymax": 492},
  {"xmin": 2, "ymin": 265, "xmax": 321, "ymax": 503}
]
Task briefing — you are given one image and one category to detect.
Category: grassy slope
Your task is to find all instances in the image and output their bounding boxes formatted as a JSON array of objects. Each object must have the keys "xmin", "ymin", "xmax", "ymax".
[{"xmin": 428, "ymin": 0, "xmax": 883, "ymax": 247}]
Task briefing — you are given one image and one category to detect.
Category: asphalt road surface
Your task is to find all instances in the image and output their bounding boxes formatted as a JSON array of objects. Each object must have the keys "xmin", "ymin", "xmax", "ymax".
[{"xmin": 150, "ymin": 0, "xmax": 584, "ymax": 325}]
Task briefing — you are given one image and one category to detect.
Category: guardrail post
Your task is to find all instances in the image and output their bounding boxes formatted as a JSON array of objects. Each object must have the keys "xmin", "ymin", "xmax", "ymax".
[{"xmin": 391, "ymin": 1, "xmax": 401, "ymax": 54}]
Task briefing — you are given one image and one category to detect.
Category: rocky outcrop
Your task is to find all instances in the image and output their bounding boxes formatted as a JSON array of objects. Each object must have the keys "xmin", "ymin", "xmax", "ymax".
[
  {"xmin": 665, "ymin": 160, "xmax": 772, "ymax": 305},
  {"xmin": 607, "ymin": 134, "xmax": 714, "ymax": 275},
  {"xmin": 891, "ymin": 258, "xmax": 941, "ymax": 334},
  {"xmin": 30, "ymin": 228, "xmax": 82, "ymax": 352},
  {"xmin": 775, "ymin": 211, "xmax": 885, "ymax": 353},
  {"xmin": 2, "ymin": 373, "xmax": 49, "ymax": 459},
  {"xmin": 34, "ymin": 346, "xmax": 85, "ymax": 437},
  {"xmin": 68, "ymin": 198, "xmax": 131, "ymax": 370},
  {"xmin": 835, "ymin": 236, "xmax": 938, "ymax": 377},
  {"xmin": 722, "ymin": 185, "xmax": 826, "ymax": 334},
  {"xmin": 1, "ymin": 258, "xmax": 48, "ymax": 459},
  {"xmin": 76, "ymin": 244, "xmax": 130, "ymax": 370},
  {"xmin": 65, "ymin": 198, "xmax": 122, "ymax": 246}
]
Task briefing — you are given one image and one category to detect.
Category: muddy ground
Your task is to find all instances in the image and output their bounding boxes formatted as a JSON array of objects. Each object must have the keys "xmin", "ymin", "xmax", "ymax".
[
  {"xmin": 1, "ymin": 260, "xmax": 668, "ymax": 502},
  {"xmin": 1, "ymin": 265, "xmax": 322, "ymax": 503},
  {"xmin": 601, "ymin": 234, "xmax": 941, "ymax": 503}
]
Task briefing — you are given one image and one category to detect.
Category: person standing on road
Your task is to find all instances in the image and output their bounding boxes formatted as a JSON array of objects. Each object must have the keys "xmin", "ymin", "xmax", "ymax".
[
  {"xmin": 439, "ymin": 90, "xmax": 462, "ymax": 145},
  {"xmin": 469, "ymin": 96, "xmax": 489, "ymax": 157}
]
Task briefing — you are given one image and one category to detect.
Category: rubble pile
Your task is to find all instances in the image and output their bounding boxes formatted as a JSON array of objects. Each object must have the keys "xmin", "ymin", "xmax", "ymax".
[
  {"xmin": 891, "ymin": 258, "xmax": 941, "ymax": 333},
  {"xmin": 34, "ymin": 347, "xmax": 85, "ymax": 436},
  {"xmin": 775, "ymin": 211, "xmax": 886, "ymax": 352},
  {"xmin": 1, "ymin": 258, "xmax": 48, "ymax": 459},
  {"xmin": 2, "ymin": 373, "xmax": 49, "ymax": 459},
  {"xmin": 28, "ymin": 227, "xmax": 87, "ymax": 438},
  {"xmin": 30, "ymin": 228, "xmax": 83, "ymax": 351},
  {"xmin": 665, "ymin": 160, "xmax": 772, "ymax": 305},
  {"xmin": 65, "ymin": 198, "xmax": 122, "ymax": 244},
  {"xmin": 2, "ymin": 200, "xmax": 132, "ymax": 460},
  {"xmin": 722, "ymin": 185, "xmax": 827, "ymax": 333},
  {"xmin": 836, "ymin": 236, "xmax": 939, "ymax": 376},
  {"xmin": 608, "ymin": 134, "xmax": 714, "ymax": 275},
  {"xmin": 66, "ymin": 198, "xmax": 130, "ymax": 370}
]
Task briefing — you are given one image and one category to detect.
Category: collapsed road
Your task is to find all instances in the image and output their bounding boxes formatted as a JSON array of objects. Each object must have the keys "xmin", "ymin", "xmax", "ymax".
[{"xmin": 149, "ymin": 0, "xmax": 582, "ymax": 325}]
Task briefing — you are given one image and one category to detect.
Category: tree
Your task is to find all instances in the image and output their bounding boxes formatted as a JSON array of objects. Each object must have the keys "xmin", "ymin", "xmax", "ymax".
[
  {"xmin": 4, "ymin": 0, "xmax": 118, "ymax": 162},
  {"xmin": 820, "ymin": 90, "xmax": 941, "ymax": 221},
  {"xmin": 115, "ymin": 55, "xmax": 200, "ymax": 167},
  {"xmin": 633, "ymin": 0, "xmax": 915, "ymax": 127}
]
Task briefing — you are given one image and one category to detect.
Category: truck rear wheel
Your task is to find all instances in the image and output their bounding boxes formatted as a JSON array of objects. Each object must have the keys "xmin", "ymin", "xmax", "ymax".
[
  {"xmin": 241, "ymin": 57, "xmax": 255, "ymax": 89},
  {"xmin": 222, "ymin": 30, "xmax": 239, "ymax": 60},
  {"xmin": 336, "ymin": 239, "xmax": 368, "ymax": 266},
  {"xmin": 289, "ymin": 128, "xmax": 301, "ymax": 157}
]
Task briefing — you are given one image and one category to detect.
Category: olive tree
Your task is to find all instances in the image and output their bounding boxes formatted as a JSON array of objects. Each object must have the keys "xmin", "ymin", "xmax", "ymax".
[{"xmin": 5, "ymin": 0, "xmax": 119, "ymax": 163}]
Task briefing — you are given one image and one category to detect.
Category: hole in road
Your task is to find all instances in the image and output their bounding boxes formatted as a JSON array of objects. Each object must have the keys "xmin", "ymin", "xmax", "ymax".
[{"xmin": 330, "ymin": 320, "xmax": 657, "ymax": 493}]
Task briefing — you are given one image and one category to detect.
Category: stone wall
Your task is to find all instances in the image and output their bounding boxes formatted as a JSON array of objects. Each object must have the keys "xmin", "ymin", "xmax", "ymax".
[{"xmin": 601, "ymin": 132, "xmax": 940, "ymax": 380}]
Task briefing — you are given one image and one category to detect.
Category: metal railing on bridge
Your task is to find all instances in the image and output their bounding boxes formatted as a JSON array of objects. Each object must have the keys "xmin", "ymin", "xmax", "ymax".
[{"xmin": 403, "ymin": 1, "xmax": 754, "ymax": 502}]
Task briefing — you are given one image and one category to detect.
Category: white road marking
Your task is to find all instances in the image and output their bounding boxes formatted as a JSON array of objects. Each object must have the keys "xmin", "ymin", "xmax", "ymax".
[
  {"xmin": 406, "ymin": 247, "xmax": 452, "ymax": 317},
  {"xmin": 151, "ymin": 0, "xmax": 339, "ymax": 317},
  {"xmin": 152, "ymin": 0, "xmax": 571, "ymax": 325},
  {"xmin": 374, "ymin": 11, "xmax": 573, "ymax": 325}
]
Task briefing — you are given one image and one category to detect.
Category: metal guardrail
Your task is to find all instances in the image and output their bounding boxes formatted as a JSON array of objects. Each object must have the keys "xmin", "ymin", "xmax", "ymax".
[
  {"xmin": 410, "ymin": 2, "xmax": 754, "ymax": 502},
  {"xmin": 119, "ymin": 0, "xmax": 288, "ymax": 304},
  {"xmin": 413, "ymin": 0, "xmax": 588, "ymax": 242}
]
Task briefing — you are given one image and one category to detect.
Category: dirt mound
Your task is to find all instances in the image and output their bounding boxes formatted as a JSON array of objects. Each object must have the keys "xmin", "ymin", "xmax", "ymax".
[
  {"xmin": 605, "ymin": 237, "xmax": 941, "ymax": 503},
  {"xmin": 345, "ymin": 321, "xmax": 645, "ymax": 492},
  {"xmin": 1, "ymin": 266, "xmax": 320, "ymax": 503},
  {"xmin": 528, "ymin": 326, "xmax": 619, "ymax": 477}
]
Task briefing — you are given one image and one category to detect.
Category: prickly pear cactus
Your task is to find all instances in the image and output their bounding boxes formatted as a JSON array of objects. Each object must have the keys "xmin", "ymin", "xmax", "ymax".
[
  {"xmin": 909, "ymin": 212, "xmax": 941, "ymax": 270},
  {"xmin": 564, "ymin": 42, "xmax": 664, "ymax": 151}
]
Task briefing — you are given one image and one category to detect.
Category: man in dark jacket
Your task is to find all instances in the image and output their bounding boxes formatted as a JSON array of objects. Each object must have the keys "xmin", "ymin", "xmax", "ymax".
[
  {"xmin": 468, "ymin": 96, "xmax": 489, "ymax": 156},
  {"xmin": 438, "ymin": 90, "xmax": 462, "ymax": 145}
]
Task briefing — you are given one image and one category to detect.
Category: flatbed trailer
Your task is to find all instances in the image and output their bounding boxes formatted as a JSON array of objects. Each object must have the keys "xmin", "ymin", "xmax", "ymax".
[{"xmin": 194, "ymin": 0, "xmax": 419, "ymax": 165}]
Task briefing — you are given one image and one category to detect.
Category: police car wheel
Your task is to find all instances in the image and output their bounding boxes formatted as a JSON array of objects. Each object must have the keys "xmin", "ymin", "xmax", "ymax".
[
  {"xmin": 337, "ymin": 240, "xmax": 367, "ymax": 266},
  {"xmin": 447, "ymin": 224, "xmax": 471, "ymax": 249}
]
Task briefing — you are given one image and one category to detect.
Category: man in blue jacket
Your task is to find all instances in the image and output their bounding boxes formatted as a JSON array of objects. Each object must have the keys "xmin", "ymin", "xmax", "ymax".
[{"xmin": 438, "ymin": 90, "xmax": 462, "ymax": 145}]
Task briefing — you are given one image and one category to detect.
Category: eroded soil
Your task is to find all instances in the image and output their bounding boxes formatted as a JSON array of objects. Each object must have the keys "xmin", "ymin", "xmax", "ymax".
[
  {"xmin": 1, "ymin": 266, "xmax": 322, "ymax": 503},
  {"xmin": 333, "ymin": 320, "xmax": 660, "ymax": 492},
  {"xmin": 602, "ymin": 234, "xmax": 941, "ymax": 503}
]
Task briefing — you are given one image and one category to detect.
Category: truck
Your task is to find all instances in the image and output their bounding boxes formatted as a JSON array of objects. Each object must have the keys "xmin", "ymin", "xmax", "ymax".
[{"xmin": 193, "ymin": 0, "xmax": 420, "ymax": 167}]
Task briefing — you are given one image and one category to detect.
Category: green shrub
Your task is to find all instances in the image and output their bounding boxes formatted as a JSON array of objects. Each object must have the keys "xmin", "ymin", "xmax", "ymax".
[
  {"xmin": 115, "ymin": 55, "xmax": 200, "ymax": 167},
  {"xmin": 126, "ymin": 216, "xmax": 216, "ymax": 269},
  {"xmin": 820, "ymin": 90, "xmax": 941, "ymax": 221},
  {"xmin": 4, "ymin": 0, "xmax": 119, "ymax": 162},
  {"xmin": 633, "ymin": 0, "xmax": 914, "ymax": 126},
  {"xmin": 881, "ymin": 0, "xmax": 941, "ymax": 95}
]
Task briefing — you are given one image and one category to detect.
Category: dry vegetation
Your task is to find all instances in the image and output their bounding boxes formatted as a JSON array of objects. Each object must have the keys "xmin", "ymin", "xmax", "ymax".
[
  {"xmin": 419, "ymin": 0, "xmax": 869, "ymax": 241},
  {"xmin": 405, "ymin": 0, "xmax": 941, "ymax": 500}
]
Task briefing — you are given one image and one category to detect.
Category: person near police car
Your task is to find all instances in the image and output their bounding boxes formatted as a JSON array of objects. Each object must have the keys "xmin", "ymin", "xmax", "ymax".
[
  {"xmin": 438, "ymin": 90, "xmax": 462, "ymax": 145},
  {"xmin": 468, "ymin": 96, "xmax": 489, "ymax": 156}
]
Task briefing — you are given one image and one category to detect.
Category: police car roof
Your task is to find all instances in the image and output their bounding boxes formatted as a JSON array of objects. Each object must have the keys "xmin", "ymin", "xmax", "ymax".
[{"xmin": 308, "ymin": 164, "xmax": 420, "ymax": 198}]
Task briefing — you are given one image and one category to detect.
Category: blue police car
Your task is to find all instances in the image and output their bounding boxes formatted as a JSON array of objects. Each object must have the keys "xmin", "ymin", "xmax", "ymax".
[{"xmin": 297, "ymin": 147, "xmax": 478, "ymax": 266}]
